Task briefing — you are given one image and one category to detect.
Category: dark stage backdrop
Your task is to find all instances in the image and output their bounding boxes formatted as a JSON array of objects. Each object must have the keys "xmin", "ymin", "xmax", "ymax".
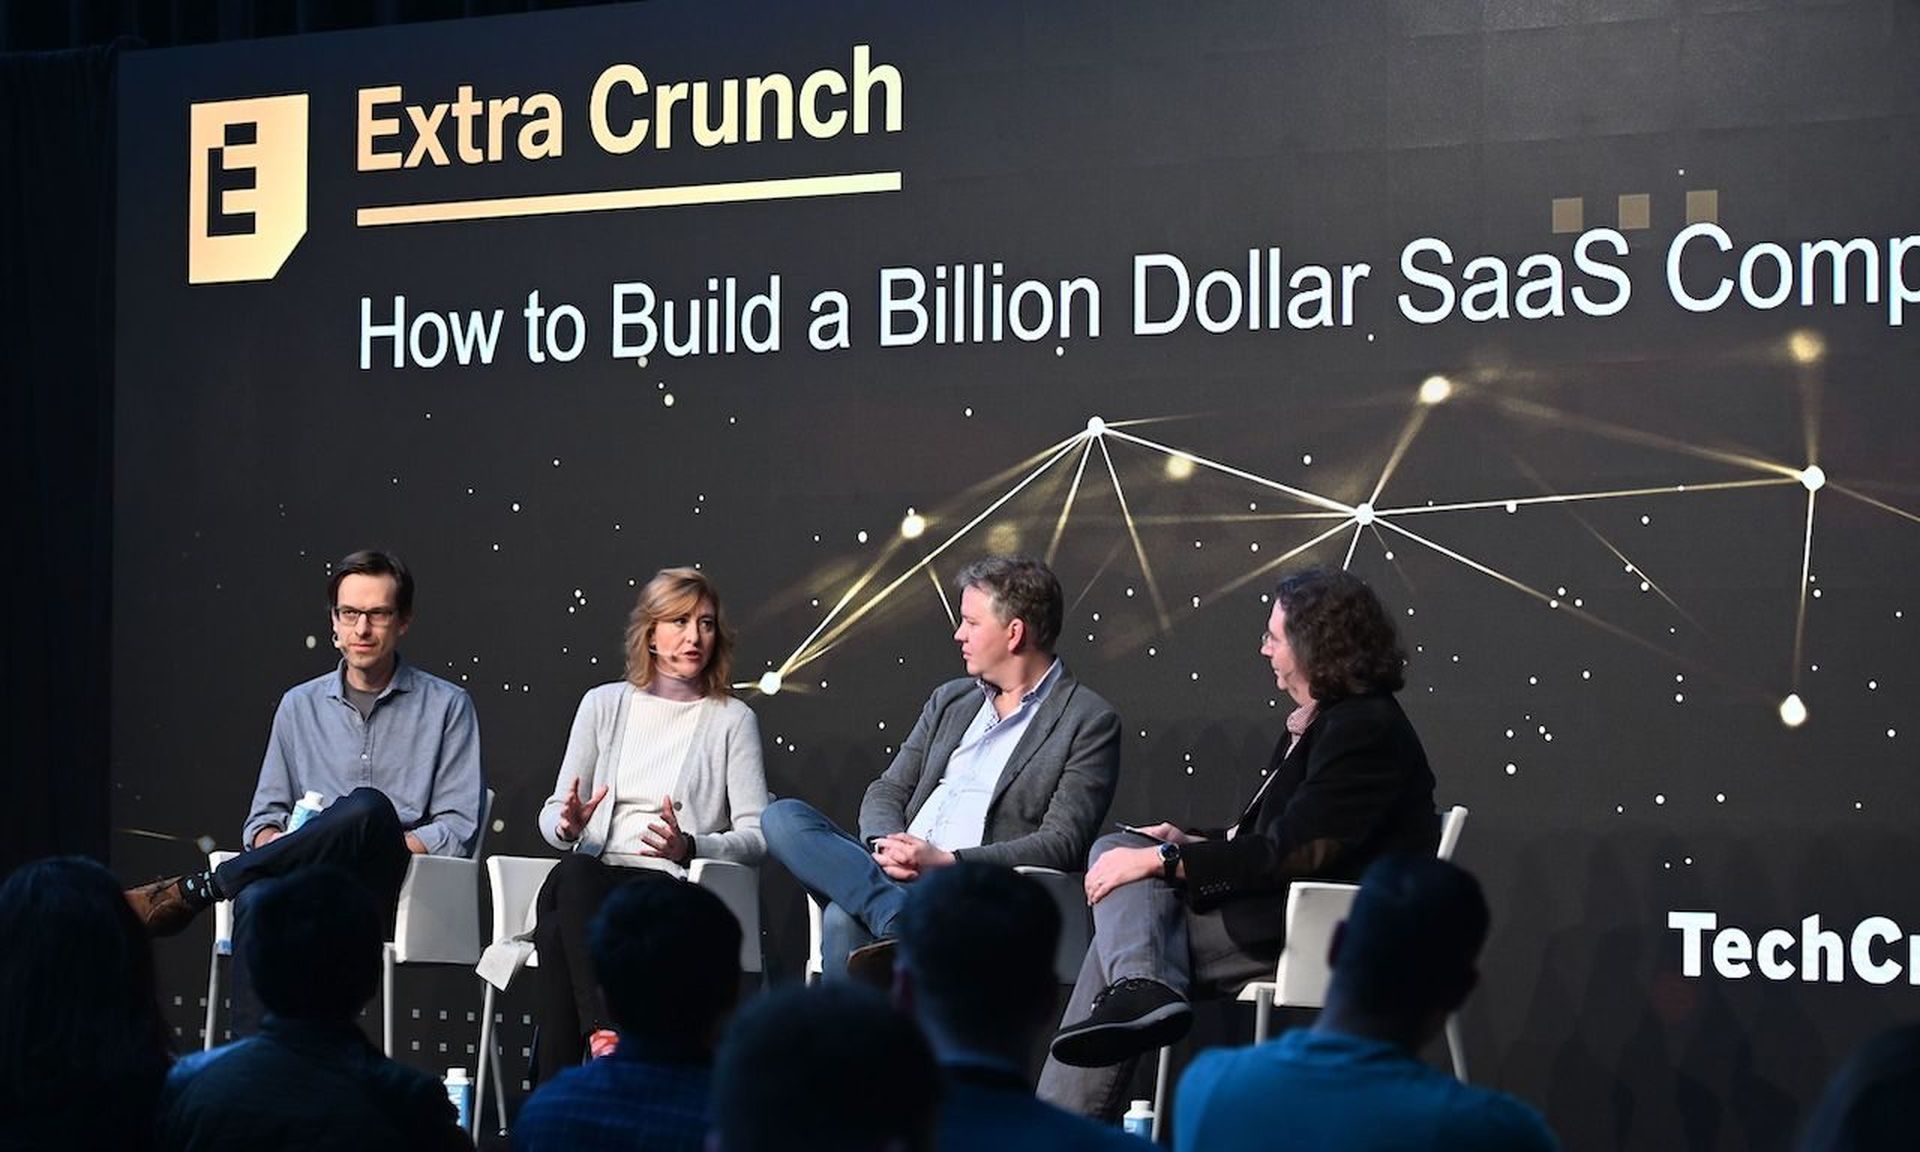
[{"xmin": 113, "ymin": 2, "xmax": 1920, "ymax": 1147}]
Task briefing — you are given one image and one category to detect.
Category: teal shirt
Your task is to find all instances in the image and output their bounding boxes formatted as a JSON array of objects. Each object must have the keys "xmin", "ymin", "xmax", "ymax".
[{"xmin": 1175, "ymin": 1029, "xmax": 1559, "ymax": 1152}]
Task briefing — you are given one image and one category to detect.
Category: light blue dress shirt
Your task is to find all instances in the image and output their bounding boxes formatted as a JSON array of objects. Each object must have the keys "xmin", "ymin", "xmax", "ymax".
[{"xmin": 907, "ymin": 659, "xmax": 1061, "ymax": 851}]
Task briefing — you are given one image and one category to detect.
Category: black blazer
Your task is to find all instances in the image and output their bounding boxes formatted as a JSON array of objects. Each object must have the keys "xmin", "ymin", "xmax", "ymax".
[{"xmin": 1180, "ymin": 692, "xmax": 1437, "ymax": 921}]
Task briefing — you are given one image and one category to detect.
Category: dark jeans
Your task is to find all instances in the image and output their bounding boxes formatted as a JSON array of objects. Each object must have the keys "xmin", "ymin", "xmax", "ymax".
[
  {"xmin": 217, "ymin": 787, "xmax": 412, "ymax": 1036},
  {"xmin": 529, "ymin": 853, "xmax": 675, "ymax": 1082},
  {"xmin": 761, "ymin": 797, "xmax": 910, "ymax": 978}
]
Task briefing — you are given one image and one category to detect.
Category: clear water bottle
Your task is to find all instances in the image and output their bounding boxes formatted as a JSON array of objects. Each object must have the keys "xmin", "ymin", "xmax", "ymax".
[
  {"xmin": 1122, "ymin": 1098, "xmax": 1154, "ymax": 1139},
  {"xmin": 288, "ymin": 791, "xmax": 324, "ymax": 832},
  {"xmin": 443, "ymin": 1066, "xmax": 472, "ymax": 1131}
]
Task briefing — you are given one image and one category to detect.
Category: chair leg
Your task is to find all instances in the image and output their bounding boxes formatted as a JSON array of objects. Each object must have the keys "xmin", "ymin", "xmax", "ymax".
[
  {"xmin": 382, "ymin": 943, "xmax": 396, "ymax": 1057},
  {"xmin": 1152, "ymin": 1044, "xmax": 1173, "ymax": 1143},
  {"xmin": 1444, "ymin": 1013, "xmax": 1468, "ymax": 1082},
  {"xmin": 487, "ymin": 1013, "xmax": 507, "ymax": 1137},
  {"xmin": 474, "ymin": 984, "xmax": 496, "ymax": 1141},
  {"xmin": 1254, "ymin": 994, "xmax": 1272, "ymax": 1044},
  {"xmin": 202, "ymin": 946, "xmax": 223, "ymax": 1052}
]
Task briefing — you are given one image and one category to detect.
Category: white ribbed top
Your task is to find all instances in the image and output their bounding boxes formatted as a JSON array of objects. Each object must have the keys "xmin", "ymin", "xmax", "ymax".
[{"xmin": 605, "ymin": 691, "xmax": 702, "ymax": 853}]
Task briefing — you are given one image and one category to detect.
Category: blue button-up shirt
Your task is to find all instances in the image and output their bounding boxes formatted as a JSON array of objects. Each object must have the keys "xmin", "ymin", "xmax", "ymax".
[
  {"xmin": 242, "ymin": 657, "xmax": 483, "ymax": 856},
  {"xmin": 907, "ymin": 659, "xmax": 1061, "ymax": 851}
]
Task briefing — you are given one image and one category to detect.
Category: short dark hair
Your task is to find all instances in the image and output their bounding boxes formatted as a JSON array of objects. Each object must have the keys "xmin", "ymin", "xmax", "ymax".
[
  {"xmin": 713, "ymin": 984, "xmax": 939, "ymax": 1152},
  {"xmin": 589, "ymin": 877, "xmax": 741, "ymax": 1045},
  {"xmin": 896, "ymin": 862, "xmax": 1059, "ymax": 1049},
  {"xmin": 241, "ymin": 867, "xmax": 382, "ymax": 1020},
  {"xmin": 954, "ymin": 555, "xmax": 1063, "ymax": 652},
  {"xmin": 327, "ymin": 549, "xmax": 414, "ymax": 619},
  {"xmin": 0, "ymin": 858, "xmax": 170, "ymax": 1143},
  {"xmin": 1331, "ymin": 855, "xmax": 1488, "ymax": 1020},
  {"xmin": 1275, "ymin": 567, "xmax": 1406, "ymax": 700},
  {"xmin": 1799, "ymin": 1023, "xmax": 1920, "ymax": 1152}
]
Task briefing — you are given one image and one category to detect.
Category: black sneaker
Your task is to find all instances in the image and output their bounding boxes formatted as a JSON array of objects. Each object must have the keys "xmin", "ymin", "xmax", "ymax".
[
  {"xmin": 1048, "ymin": 978, "xmax": 1192, "ymax": 1067},
  {"xmin": 845, "ymin": 939, "xmax": 899, "ymax": 989}
]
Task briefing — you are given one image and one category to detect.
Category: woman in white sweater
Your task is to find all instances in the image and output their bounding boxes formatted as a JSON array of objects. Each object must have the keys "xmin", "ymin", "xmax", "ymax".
[{"xmin": 530, "ymin": 567, "xmax": 768, "ymax": 1080}]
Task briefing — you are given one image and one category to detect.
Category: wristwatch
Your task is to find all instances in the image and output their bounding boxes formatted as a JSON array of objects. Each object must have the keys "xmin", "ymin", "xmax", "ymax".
[{"xmin": 1157, "ymin": 840, "xmax": 1182, "ymax": 880}]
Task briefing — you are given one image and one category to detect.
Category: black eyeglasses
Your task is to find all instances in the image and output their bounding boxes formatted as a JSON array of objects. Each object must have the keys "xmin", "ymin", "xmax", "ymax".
[{"xmin": 333, "ymin": 606, "xmax": 400, "ymax": 628}]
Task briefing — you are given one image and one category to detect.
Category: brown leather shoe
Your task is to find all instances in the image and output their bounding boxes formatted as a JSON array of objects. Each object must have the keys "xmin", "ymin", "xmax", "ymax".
[
  {"xmin": 125, "ymin": 876, "xmax": 201, "ymax": 937},
  {"xmin": 845, "ymin": 939, "xmax": 899, "ymax": 989}
]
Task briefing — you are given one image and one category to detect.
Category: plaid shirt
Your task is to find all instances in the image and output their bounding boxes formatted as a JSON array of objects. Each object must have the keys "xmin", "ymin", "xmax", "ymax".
[{"xmin": 512, "ymin": 1049, "xmax": 710, "ymax": 1152}]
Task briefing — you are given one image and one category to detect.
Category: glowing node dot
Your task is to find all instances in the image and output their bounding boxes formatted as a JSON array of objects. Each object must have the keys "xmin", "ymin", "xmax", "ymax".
[
  {"xmin": 662, "ymin": 393, "xmax": 675, "ymax": 407},
  {"xmin": 1889, "ymin": 729, "xmax": 1898, "ymax": 739},
  {"xmin": 1779, "ymin": 694, "xmax": 1808, "ymax": 727},
  {"xmin": 1302, "ymin": 454, "xmax": 1313, "ymax": 466},
  {"xmin": 304, "ymin": 635, "xmax": 317, "ymax": 650},
  {"xmin": 1654, "ymin": 794, "xmax": 1666, "ymax": 805},
  {"xmin": 1716, "ymin": 793, "xmax": 1726, "ymax": 803},
  {"xmin": 899, "ymin": 510, "xmax": 926, "ymax": 540},
  {"xmin": 1640, "ymin": 515, "xmax": 1651, "ymax": 525},
  {"xmin": 1086, "ymin": 416, "xmax": 1106, "ymax": 434},
  {"xmin": 1787, "ymin": 329, "xmax": 1826, "ymax": 365},
  {"xmin": 1250, "ymin": 543, "xmax": 1260, "ymax": 552},
  {"xmin": 1165, "ymin": 453, "xmax": 1196, "ymax": 480},
  {"xmin": 1354, "ymin": 502, "xmax": 1376, "ymax": 526},
  {"xmin": 1799, "ymin": 464, "xmax": 1826, "ymax": 491},
  {"xmin": 511, "ymin": 502, "xmax": 521, "ymax": 512},
  {"xmin": 1504, "ymin": 501, "xmax": 1518, "ymax": 514},
  {"xmin": 1418, "ymin": 375, "xmax": 1453, "ymax": 405},
  {"xmin": 757, "ymin": 672, "xmax": 782, "ymax": 696},
  {"xmin": 964, "ymin": 407, "xmax": 974, "ymax": 417},
  {"xmin": 1505, "ymin": 763, "xmax": 1517, "ymax": 776},
  {"xmin": 856, "ymin": 530, "xmax": 869, "ymax": 544}
]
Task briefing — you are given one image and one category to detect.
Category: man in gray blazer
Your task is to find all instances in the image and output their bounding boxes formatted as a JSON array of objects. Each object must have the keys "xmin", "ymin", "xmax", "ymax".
[{"xmin": 763, "ymin": 555, "xmax": 1122, "ymax": 980}]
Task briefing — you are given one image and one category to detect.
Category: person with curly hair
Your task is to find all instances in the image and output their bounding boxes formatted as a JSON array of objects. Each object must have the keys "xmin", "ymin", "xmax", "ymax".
[{"xmin": 1040, "ymin": 567, "xmax": 1440, "ymax": 1122}]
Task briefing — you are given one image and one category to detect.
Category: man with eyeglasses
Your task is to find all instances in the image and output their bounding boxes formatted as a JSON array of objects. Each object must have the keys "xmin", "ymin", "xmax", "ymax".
[{"xmin": 125, "ymin": 550, "xmax": 484, "ymax": 999}]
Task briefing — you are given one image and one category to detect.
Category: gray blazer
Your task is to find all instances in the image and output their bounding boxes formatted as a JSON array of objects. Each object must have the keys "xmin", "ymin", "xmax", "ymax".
[{"xmin": 858, "ymin": 663, "xmax": 1121, "ymax": 872}]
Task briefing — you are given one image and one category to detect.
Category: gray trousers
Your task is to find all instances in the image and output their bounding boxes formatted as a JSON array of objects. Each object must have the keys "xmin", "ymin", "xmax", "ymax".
[{"xmin": 1036, "ymin": 832, "xmax": 1285, "ymax": 1122}]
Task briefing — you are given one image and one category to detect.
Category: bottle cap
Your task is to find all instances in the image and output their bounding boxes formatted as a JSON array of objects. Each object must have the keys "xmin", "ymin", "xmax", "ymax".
[
  {"xmin": 301, "ymin": 790, "xmax": 323, "ymax": 806},
  {"xmin": 446, "ymin": 1066, "xmax": 468, "ymax": 1081}
]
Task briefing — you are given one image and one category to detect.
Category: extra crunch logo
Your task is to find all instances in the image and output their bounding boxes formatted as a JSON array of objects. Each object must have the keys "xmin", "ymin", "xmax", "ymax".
[{"xmin": 188, "ymin": 95, "xmax": 309, "ymax": 284}]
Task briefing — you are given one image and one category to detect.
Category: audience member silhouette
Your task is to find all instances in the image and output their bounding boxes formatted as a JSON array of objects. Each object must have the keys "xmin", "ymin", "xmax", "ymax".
[
  {"xmin": 892, "ymin": 862, "xmax": 1149, "ymax": 1149},
  {"xmin": 0, "ymin": 857, "xmax": 171, "ymax": 1152},
  {"xmin": 514, "ymin": 876, "xmax": 742, "ymax": 1150},
  {"xmin": 156, "ymin": 867, "xmax": 467, "ymax": 1152},
  {"xmin": 1799, "ymin": 1022, "xmax": 1920, "ymax": 1152},
  {"xmin": 711, "ymin": 983, "xmax": 939, "ymax": 1152},
  {"xmin": 1174, "ymin": 855, "xmax": 1559, "ymax": 1152}
]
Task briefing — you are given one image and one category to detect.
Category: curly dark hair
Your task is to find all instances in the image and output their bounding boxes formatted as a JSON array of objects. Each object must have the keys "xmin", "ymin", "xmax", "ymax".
[{"xmin": 1275, "ymin": 567, "xmax": 1406, "ymax": 701}]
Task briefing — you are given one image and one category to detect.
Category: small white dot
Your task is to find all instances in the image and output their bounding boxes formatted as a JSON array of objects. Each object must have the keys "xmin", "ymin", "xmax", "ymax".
[
  {"xmin": 1716, "ymin": 793, "xmax": 1726, "ymax": 803},
  {"xmin": 1582, "ymin": 670, "xmax": 1591, "ymax": 680},
  {"xmin": 1640, "ymin": 515, "xmax": 1651, "ymax": 525},
  {"xmin": 1616, "ymin": 805, "xmax": 1625, "ymax": 813},
  {"xmin": 1190, "ymin": 671, "xmax": 1200, "ymax": 681},
  {"xmin": 1675, "ymin": 693, "xmax": 1685, "ymax": 703},
  {"xmin": 856, "ymin": 530, "xmax": 869, "ymax": 544},
  {"xmin": 1147, "ymin": 647, "xmax": 1157, "ymax": 657},
  {"xmin": 304, "ymin": 635, "xmax": 317, "ymax": 649},
  {"xmin": 1505, "ymin": 729, "xmax": 1514, "ymax": 738},
  {"xmin": 663, "ymin": 393, "xmax": 675, "ymax": 407},
  {"xmin": 1505, "ymin": 763, "xmax": 1517, "ymax": 775},
  {"xmin": 1302, "ymin": 454, "xmax": 1313, "ymax": 466},
  {"xmin": 963, "ymin": 407, "xmax": 974, "ymax": 417},
  {"xmin": 878, "ymin": 721, "xmax": 887, "ymax": 730},
  {"xmin": 1528, "ymin": 676, "xmax": 1538, "ymax": 685},
  {"xmin": 1869, "ymin": 679, "xmax": 1878, "ymax": 689},
  {"xmin": 1889, "ymin": 729, "xmax": 1898, "ymax": 739},
  {"xmin": 511, "ymin": 502, "xmax": 521, "ymax": 512},
  {"xmin": 552, "ymin": 458, "xmax": 561, "ymax": 467},
  {"xmin": 1654, "ymin": 794, "xmax": 1666, "ymax": 805}
]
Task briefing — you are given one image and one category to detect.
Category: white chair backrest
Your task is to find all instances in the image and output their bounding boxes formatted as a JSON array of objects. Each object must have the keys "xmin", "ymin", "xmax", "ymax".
[
  {"xmin": 1436, "ymin": 804, "xmax": 1469, "ymax": 861},
  {"xmin": 485, "ymin": 856, "xmax": 559, "ymax": 946}
]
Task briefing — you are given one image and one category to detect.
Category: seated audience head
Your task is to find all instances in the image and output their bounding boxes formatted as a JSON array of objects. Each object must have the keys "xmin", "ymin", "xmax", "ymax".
[
  {"xmin": 1272, "ymin": 567, "xmax": 1406, "ymax": 703},
  {"xmin": 626, "ymin": 565, "xmax": 734, "ymax": 696},
  {"xmin": 711, "ymin": 983, "xmax": 939, "ymax": 1152},
  {"xmin": 894, "ymin": 861, "xmax": 1059, "ymax": 1060},
  {"xmin": 954, "ymin": 555, "xmax": 1063, "ymax": 657},
  {"xmin": 242, "ymin": 866, "xmax": 382, "ymax": 1021},
  {"xmin": 590, "ymin": 876, "xmax": 742, "ymax": 1056},
  {"xmin": 0, "ymin": 857, "xmax": 169, "ymax": 1141},
  {"xmin": 1327, "ymin": 855, "xmax": 1489, "ymax": 1045},
  {"xmin": 1799, "ymin": 1023, "xmax": 1920, "ymax": 1152}
]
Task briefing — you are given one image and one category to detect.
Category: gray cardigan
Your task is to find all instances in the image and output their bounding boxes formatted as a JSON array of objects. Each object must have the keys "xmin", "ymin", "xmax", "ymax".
[
  {"xmin": 858, "ymin": 663, "xmax": 1121, "ymax": 872},
  {"xmin": 539, "ymin": 682, "xmax": 768, "ymax": 863}
]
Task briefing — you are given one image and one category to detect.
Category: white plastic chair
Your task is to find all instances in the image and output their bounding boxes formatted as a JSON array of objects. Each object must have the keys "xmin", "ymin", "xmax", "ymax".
[
  {"xmin": 202, "ymin": 789, "xmax": 495, "ymax": 1055},
  {"xmin": 1148, "ymin": 805, "xmax": 1471, "ymax": 1140},
  {"xmin": 804, "ymin": 865, "xmax": 1091, "ymax": 985},
  {"xmin": 470, "ymin": 854, "xmax": 763, "ymax": 1140}
]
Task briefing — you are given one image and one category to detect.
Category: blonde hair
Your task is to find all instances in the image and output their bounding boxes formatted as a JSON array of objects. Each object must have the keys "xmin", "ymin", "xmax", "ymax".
[{"xmin": 623, "ymin": 567, "xmax": 734, "ymax": 697}]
